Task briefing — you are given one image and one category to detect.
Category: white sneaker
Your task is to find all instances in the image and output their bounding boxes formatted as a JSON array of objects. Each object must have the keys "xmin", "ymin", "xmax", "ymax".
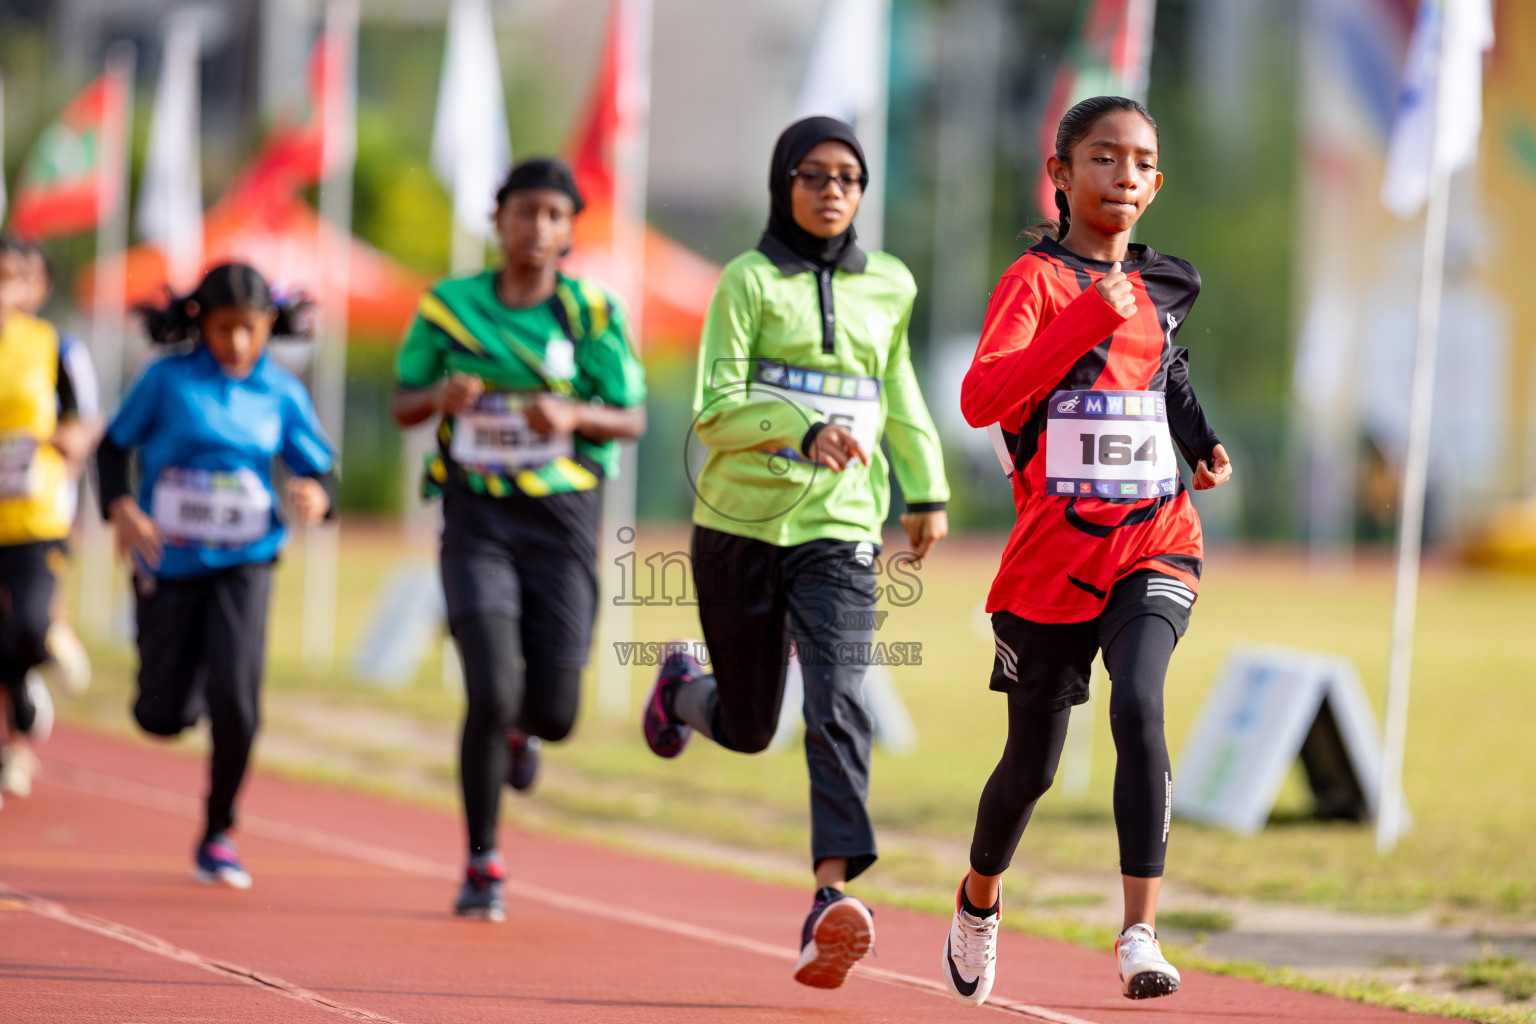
[
  {"xmin": 1116, "ymin": 922, "xmax": 1180, "ymax": 999},
  {"xmin": 941, "ymin": 878, "xmax": 999, "ymax": 1006},
  {"xmin": 42, "ymin": 622, "xmax": 91, "ymax": 696},
  {"xmin": 24, "ymin": 672, "xmax": 53, "ymax": 744},
  {"xmin": 0, "ymin": 744, "xmax": 40, "ymax": 798}
]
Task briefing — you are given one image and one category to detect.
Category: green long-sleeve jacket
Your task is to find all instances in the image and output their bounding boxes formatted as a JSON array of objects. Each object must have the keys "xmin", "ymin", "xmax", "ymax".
[{"xmin": 691, "ymin": 238, "xmax": 949, "ymax": 547}]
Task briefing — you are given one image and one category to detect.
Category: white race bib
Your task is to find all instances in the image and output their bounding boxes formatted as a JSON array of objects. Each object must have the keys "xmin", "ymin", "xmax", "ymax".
[
  {"xmin": 750, "ymin": 360, "xmax": 882, "ymax": 465},
  {"xmin": 0, "ymin": 434, "xmax": 39, "ymax": 499},
  {"xmin": 152, "ymin": 467, "xmax": 273, "ymax": 547},
  {"xmin": 449, "ymin": 393, "xmax": 574, "ymax": 470},
  {"xmin": 1044, "ymin": 390, "xmax": 1178, "ymax": 500}
]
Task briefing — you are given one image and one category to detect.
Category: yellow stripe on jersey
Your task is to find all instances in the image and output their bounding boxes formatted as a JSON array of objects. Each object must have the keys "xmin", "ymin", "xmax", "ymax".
[{"xmin": 419, "ymin": 293, "xmax": 488, "ymax": 357}]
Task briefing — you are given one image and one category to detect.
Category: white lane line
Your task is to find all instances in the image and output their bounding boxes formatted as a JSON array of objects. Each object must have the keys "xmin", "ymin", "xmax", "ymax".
[
  {"xmin": 42, "ymin": 758, "xmax": 1102, "ymax": 1024},
  {"xmin": 0, "ymin": 883, "xmax": 412, "ymax": 1024}
]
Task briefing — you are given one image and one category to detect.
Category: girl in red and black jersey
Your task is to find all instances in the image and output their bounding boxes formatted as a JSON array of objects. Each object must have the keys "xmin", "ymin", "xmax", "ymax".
[{"xmin": 940, "ymin": 97, "xmax": 1232, "ymax": 1007}]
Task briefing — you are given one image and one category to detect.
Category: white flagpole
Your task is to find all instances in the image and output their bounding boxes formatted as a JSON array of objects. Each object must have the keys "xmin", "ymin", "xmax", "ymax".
[
  {"xmin": 596, "ymin": 0, "xmax": 653, "ymax": 719},
  {"xmin": 1376, "ymin": 20, "xmax": 1457, "ymax": 857},
  {"xmin": 1, "ymin": 74, "xmax": 8, "ymax": 224},
  {"xmin": 137, "ymin": 12, "xmax": 203, "ymax": 292},
  {"xmin": 81, "ymin": 43, "xmax": 136, "ymax": 641},
  {"xmin": 302, "ymin": 0, "xmax": 358, "ymax": 669}
]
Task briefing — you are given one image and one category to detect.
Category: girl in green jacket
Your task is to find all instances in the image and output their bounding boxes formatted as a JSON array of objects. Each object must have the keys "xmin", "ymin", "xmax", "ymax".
[{"xmin": 642, "ymin": 117, "xmax": 949, "ymax": 989}]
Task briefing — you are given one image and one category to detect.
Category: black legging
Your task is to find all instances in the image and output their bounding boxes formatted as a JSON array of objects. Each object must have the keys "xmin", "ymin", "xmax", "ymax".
[
  {"xmin": 454, "ymin": 612, "xmax": 582, "ymax": 856},
  {"xmin": 969, "ymin": 613, "xmax": 1177, "ymax": 878}
]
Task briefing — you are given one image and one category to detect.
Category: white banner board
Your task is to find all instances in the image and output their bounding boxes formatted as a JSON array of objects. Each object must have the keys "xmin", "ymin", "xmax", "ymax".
[{"xmin": 1175, "ymin": 644, "xmax": 1409, "ymax": 839}]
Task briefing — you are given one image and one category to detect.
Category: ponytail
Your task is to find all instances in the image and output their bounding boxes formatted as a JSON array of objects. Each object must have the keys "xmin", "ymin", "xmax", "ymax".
[
  {"xmin": 1021, "ymin": 95, "xmax": 1159, "ymax": 243},
  {"xmin": 135, "ymin": 262, "xmax": 314, "ymax": 345}
]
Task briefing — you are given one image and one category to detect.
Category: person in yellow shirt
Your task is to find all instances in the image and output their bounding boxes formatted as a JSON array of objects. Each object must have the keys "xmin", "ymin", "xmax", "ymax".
[{"xmin": 0, "ymin": 235, "xmax": 93, "ymax": 805}]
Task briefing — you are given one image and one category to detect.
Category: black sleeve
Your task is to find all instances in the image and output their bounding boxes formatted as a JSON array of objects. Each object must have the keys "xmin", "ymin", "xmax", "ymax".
[
  {"xmin": 307, "ymin": 468, "xmax": 341, "ymax": 521},
  {"xmin": 56, "ymin": 349, "xmax": 80, "ymax": 419},
  {"xmin": 94, "ymin": 434, "xmax": 133, "ymax": 519},
  {"xmin": 1165, "ymin": 347, "xmax": 1221, "ymax": 470}
]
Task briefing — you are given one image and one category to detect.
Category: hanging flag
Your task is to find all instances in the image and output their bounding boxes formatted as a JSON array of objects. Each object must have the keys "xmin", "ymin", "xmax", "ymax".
[
  {"xmin": 565, "ymin": 0, "xmax": 650, "ymax": 314},
  {"xmin": 431, "ymin": 0, "xmax": 512, "ymax": 248},
  {"xmin": 1380, "ymin": 0, "xmax": 1494, "ymax": 218},
  {"xmin": 1034, "ymin": 0, "xmax": 1158, "ymax": 218},
  {"xmin": 8, "ymin": 71, "xmax": 131, "ymax": 239},
  {"xmin": 793, "ymin": 0, "xmax": 891, "ymax": 249},
  {"xmin": 225, "ymin": 32, "xmax": 340, "ymax": 218},
  {"xmin": 136, "ymin": 13, "xmax": 205, "ymax": 291},
  {"xmin": 563, "ymin": 0, "xmax": 716, "ymax": 354}
]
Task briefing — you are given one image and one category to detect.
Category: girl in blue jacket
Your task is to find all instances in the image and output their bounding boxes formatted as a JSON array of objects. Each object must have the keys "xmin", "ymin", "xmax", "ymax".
[{"xmin": 96, "ymin": 263, "xmax": 336, "ymax": 888}]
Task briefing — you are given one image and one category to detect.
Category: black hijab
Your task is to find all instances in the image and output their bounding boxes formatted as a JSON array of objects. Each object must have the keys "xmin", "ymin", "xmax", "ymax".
[{"xmin": 760, "ymin": 116, "xmax": 868, "ymax": 272}]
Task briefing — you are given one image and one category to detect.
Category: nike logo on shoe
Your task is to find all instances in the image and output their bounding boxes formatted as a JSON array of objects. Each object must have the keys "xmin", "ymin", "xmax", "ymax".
[{"xmin": 945, "ymin": 935, "xmax": 980, "ymax": 997}]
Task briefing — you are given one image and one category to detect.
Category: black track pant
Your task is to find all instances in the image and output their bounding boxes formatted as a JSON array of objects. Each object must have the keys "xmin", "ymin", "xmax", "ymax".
[
  {"xmin": 133, "ymin": 562, "xmax": 272, "ymax": 841},
  {"xmin": 969, "ymin": 614, "xmax": 1177, "ymax": 878},
  {"xmin": 454, "ymin": 614, "xmax": 583, "ymax": 855},
  {"xmin": 670, "ymin": 526, "xmax": 880, "ymax": 882},
  {"xmin": 439, "ymin": 488, "xmax": 599, "ymax": 858},
  {"xmin": 0, "ymin": 541, "xmax": 59, "ymax": 735}
]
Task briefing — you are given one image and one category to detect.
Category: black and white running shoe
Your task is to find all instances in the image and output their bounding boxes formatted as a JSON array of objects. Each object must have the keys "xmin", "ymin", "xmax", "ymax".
[
  {"xmin": 1116, "ymin": 922, "xmax": 1180, "ymax": 999},
  {"xmin": 941, "ymin": 876, "xmax": 999, "ymax": 1006}
]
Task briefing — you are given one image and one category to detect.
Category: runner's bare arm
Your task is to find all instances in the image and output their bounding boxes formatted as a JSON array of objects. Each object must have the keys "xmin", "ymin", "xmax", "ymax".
[
  {"xmin": 390, "ymin": 373, "xmax": 484, "ymax": 427},
  {"xmin": 524, "ymin": 394, "xmax": 645, "ymax": 441}
]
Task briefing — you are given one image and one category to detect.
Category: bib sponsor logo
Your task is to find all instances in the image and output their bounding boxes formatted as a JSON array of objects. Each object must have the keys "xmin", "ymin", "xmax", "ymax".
[{"xmin": 1056, "ymin": 396, "xmax": 1080, "ymax": 413}]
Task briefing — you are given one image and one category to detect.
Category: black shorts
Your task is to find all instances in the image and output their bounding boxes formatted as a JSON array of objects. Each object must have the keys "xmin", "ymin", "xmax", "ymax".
[
  {"xmin": 439, "ymin": 485, "xmax": 601, "ymax": 670},
  {"xmin": 989, "ymin": 571, "xmax": 1194, "ymax": 710}
]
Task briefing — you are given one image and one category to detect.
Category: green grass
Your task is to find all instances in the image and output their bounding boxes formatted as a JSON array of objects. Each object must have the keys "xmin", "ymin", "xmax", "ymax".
[{"xmin": 1453, "ymin": 953, "xmax": 1536, "ymax": 1003}]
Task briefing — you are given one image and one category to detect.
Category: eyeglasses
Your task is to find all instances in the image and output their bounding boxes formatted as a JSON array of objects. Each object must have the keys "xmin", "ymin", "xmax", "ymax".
[{"xmin": 790, "ymin": 168, "xmax": 866, "ymax": 194}]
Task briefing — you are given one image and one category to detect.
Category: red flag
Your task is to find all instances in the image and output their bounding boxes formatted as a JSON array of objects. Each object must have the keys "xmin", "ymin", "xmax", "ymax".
[
  {"xmin": 1034, "ymin": 0, "xmax": 1156, "ymax": 218},
  {"xmin": 8, "ymin": 73, "xmax": 129, "ymax": 239},
  {"xmin": 562, "ymin": 4, "xmax": 719, "ymax": 354},
  {"xmin": 569, "ymin": 9, "xmax": 621, "ymax": 211},
  {"xmin": 226, "ymin": 34, "xmax": 337, "ymax": 216}
]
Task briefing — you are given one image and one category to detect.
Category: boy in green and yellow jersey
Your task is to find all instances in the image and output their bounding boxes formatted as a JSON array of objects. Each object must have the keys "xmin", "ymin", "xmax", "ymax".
[{"xmin": 392, "ymin": 158, "xmax": 646, "ymax": 921}]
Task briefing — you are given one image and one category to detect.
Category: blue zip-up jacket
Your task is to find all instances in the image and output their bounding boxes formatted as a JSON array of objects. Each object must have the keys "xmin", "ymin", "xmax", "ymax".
[{"xmin": 105, "ymin": 346, "xmax": 335, "ymax": 580}]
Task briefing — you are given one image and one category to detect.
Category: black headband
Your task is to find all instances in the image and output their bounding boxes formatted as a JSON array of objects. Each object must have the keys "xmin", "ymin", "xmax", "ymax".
[{"xmin": 495, "ymin": 157, "xmax": 586, "ymax": 214}]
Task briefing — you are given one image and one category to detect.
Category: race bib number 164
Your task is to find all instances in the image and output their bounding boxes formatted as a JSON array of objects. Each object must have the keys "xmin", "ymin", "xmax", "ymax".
[{"xmin": 1044, "ymin": 390, "xmax": 1178, "ymax": 500}]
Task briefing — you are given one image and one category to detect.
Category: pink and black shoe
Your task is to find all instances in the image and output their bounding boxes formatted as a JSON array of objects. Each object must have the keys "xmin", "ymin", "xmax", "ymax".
[
  {"xmin": 794, "ymin": 888, "xmax": 875, "ymax": 988},
  {"xmin": 193, "ymin": 834, "xmax": 252, "ymax": 889},
  {"xmin": 641, "ymin": 642, "xmax": 701, "ymax": 758}
]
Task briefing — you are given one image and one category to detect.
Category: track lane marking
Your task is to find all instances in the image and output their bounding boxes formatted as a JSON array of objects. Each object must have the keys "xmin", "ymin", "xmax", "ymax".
[
  {"xmin": 39, "ymin": 758, "xmax": 1102, "ymax": 1024},
  {"xmin": 0, "ymin": 882, "xmax": 412, "ymax": 1023}
]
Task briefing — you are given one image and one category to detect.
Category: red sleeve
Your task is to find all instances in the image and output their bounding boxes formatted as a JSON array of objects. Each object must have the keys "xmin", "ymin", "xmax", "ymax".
[{"xmin": 960, "ymin": 270, "xmax": 1128, "ymax": 428}]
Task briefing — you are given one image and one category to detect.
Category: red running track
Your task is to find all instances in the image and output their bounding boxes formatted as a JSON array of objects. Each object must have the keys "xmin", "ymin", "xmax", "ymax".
[{"xmin": 1, "ymin": 725, "xmax": 1458, "ymax": 1024}]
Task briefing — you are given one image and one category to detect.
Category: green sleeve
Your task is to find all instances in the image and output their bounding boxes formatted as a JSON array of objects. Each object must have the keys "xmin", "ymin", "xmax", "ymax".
[
  {"xmin": 395, "ymin": 307, "xmax": 448, "ymax": 390},
  {"xmin": 881, "ymin": 300, "xmax": 950, "ymax": 506},
  {"xmin": 693, "ymin": 264, "xmax": 824, "ymax": 453},
  {"xmin": 576, "ymin": 297, "xmax": 647, "ymax": 407}
]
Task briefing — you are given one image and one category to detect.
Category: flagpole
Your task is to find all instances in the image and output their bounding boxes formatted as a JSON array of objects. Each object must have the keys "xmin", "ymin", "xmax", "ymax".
[
  {"xmin": 81, "ymin": 43, "xmax": 136, "ymax": 641},
  {"xmin": 596, "ymin": 0, "xmax": 652, "ymax": 719},
  {"xmin": 302, "ymin": 0, "xmax": 358, "ymax": 669},
  {"xmin": 858, "ymin": 0, "xmax": 891, "ymax": 252},
  {"xmin": 1376, "ymin": 27, "xmax": 1457, "ymax": 857}
]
